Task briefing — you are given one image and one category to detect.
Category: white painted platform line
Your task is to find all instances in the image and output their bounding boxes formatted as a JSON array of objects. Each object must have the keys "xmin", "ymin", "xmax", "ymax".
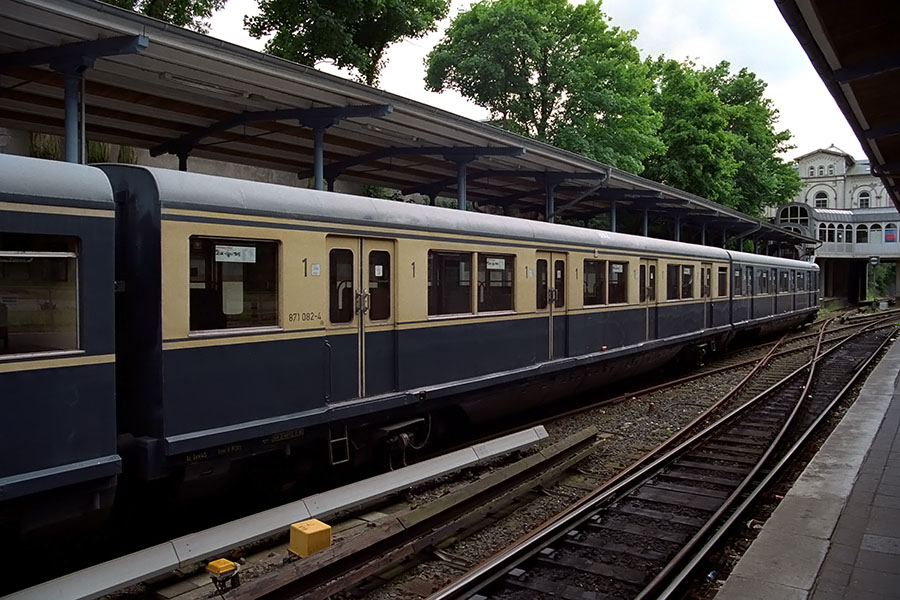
[
  {"xmin": 4, "ymin": 425, "xmax": 548, "ymax": 600},
  {"xmin": 716, "ymin": 339, "xmax": 900, "ymax": 600}
]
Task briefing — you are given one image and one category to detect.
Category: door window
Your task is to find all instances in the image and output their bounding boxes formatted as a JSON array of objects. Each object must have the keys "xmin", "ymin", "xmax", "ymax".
[
  {"xmin": 536, "ymin": 259, "xmax": 548, "ymax": 310},
  {"xmin": 368, "ymin": 250, "xmax": 390, "ymax": 321},
  {"xmin": 554, "ymin": 260, "xmax": 565, "ymax": 308},
  {"xmin": 329, "ymin": 248, "xmax": 354, "ymax": 324}
]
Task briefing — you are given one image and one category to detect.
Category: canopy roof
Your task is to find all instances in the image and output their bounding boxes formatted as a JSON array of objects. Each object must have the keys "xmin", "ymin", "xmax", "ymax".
[
  {"xmin": 0, "ymin": 0, "xmax": 812, "ymax": 246},
  {"xmin": 777, "ymin": 0, "xmax": 900, "ymax": 211}
]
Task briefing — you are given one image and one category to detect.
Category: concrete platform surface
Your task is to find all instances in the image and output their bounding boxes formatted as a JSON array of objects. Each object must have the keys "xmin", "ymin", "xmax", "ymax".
[{"xmin": 717, "ymin": 336, "xmax": 900, "ymax": 599}]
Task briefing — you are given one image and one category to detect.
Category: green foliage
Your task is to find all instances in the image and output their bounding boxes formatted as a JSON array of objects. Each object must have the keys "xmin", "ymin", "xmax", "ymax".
[
  {"xmin": 117, "ymin": 145, "xmax": 139, "ymax": 164},
  {"xmin": 643, "ymin": 59, "xmax": 801, "ymax": 216},
  {"xmin": 425, "ymin": 0, "xmax": 662, "ymax": 174},
  {"xmin": 103, "ymin": 0, "xmax": 226, "ymax": 32},
  {"xmin": 86, "ymin": 141, "xmax": 111, "ymax": 163},
  {"xmin": 642, "ymin": 58, "xmax": 737, "ymax": 204},
  {"xmin": 868, "ymin": 263, "xmax": 896, "ymax": 299},
  {"xmin": 30, "ymin": 133, "xmax": 62, "ymax": 160},
  {"xmin": 247, "ymin": 0, "xmax": 449, "ymax": 86}
]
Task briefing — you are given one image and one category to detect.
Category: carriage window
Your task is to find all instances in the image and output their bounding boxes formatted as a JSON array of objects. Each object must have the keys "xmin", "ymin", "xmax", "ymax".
[
  {"xmin": 796, "ymin": 272, "xmax": 806, "ymax": 291},
  {"xmin": 733, "ymin": 267, "xmax": 743, "ymax": 296},
  {"xmin": 701, "ymin": 267, "xmax": 711, "ymax": 298},
  {"xmin": 584, "ymin": 260, "xmax": 606, "ymax": 305},
  {"xmin": 0, "ymin": 234, "xmax": 79, "ymax": 356},
  {"xmin": 717, "ymin": 267, "xmax": 728, "ymax": 297},
  {"xmin": 189, "ymin": 237, "xmax": 278, "ymax": 331},
  {"xmin": 608, "ymin": 262, "xmax": 628, "ymax": 304},
  {"xmin": 666, "ymin": 264, "xmax": 679, "ymax": 300},
  {"xmin": 428, "ymin": 251, "xmax": 471, "ymax": 316},
  {"xmin": 745, "ymin": 267, "xmax": 754, "ymax": 296},
  {"xmin": 758, "ymin": 269, "xmax": 769, "ymax": 294},
  {"xmin": 478, "ymin": 254, "xmax": 514, "ymax": 312},
  {"xmin": 780, "ymin": 270, "xmax": 791, "ymax": 293},
  {"xmin": 368, "ymin": 251, "xmax": 391, "ymax": 321},
  {"xmin": 536, "ymin": 259, "xmax": 548, "ymax": 310}
]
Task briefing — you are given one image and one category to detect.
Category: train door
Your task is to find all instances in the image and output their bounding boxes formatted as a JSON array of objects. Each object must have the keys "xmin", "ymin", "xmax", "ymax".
[
  {"xmin": 536, "ymin": 252, "xmax": 568, "ymax": 359},
  {"xmin": 639, "ymin": 258, "xmax": 658, "ymax": 341},
  {"xmin": 326, "ymin": 237, "xmax": 396, "ymax": 401},
  {"xmin": 701, "ymin": 262, "xmax": 713, "ymax": 328}
]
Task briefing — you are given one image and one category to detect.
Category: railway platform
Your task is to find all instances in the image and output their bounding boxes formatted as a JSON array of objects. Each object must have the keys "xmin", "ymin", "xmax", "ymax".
[{"xmin": 717, "ymin": 335, "xmax": 900, "ymax": 599}]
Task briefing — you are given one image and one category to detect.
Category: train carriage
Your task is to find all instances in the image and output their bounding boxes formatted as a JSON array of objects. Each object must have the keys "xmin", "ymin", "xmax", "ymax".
[
  {"xmin": 0, "ymin": 154, "xmax": 819, "ymax": 534},
  {"xmin": 0, "ymin": 158, "xmax": 118, "ymax": 532}
]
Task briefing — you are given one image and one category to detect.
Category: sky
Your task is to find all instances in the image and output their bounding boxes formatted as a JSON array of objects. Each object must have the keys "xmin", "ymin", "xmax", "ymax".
[{"xmin": 207, "ymin": 0, "xmax": 864, "ymax": 162}]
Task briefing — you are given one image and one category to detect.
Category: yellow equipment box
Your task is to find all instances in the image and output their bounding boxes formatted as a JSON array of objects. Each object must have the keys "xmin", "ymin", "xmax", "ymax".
[{"xmin": 289, "ymin": 519, "xmax": 332, "ymax": 557}]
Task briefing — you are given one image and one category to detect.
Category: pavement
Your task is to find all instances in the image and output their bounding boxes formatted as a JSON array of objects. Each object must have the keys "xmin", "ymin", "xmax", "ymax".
[{"xmin": 716, "ymin": 335, "xmax": 900, "ymax": 599}]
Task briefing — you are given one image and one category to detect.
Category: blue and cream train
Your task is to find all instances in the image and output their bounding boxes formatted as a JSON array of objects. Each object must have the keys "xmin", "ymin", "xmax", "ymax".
[{"xmin": 0, "ymin": 154, "xmax": 819, "ymax": 533}]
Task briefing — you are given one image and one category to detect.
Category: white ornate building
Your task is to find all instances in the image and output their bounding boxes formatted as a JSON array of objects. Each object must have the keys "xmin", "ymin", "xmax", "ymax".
[{"xmin": 771, "ymin": 146, "xmax": 899, "ymax": 301}]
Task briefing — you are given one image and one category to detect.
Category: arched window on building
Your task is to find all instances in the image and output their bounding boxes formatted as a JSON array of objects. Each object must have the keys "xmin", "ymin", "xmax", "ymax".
[
  {"xmin": 886, "ymin": 224, "xmax": 897, "ymax": 243},
  {"xmin": 818, "ymin": 165, "xmax": 825, "ymax": 176},
  {"xmin": 779, "ymin": 205, "xmax": 809, "ymax": 226},
  {"xmin": 827, "ymin": 164, "xmax": 834, "ymax": 176},
  {"xmin": 871, "ymin": 224, "xmax": 883, "ymax": 244},
  {"xmin": 827, "ymin": 224, "xmax": 836, "ymax": 242},
  {"xmin": 859, "ymin": 190, "xmax": 871, "ymax": 208},
  {"xmin": 808, "ymin": 166, "xmax": 815, "ymax": 177},
  {"xmin": 818, "ymin": 224, "xmax": 827, "ymax": 241},
  {"xmin": 857, "ymin": 225, "xmax": 869, "ymax": 244},
  {"xmin": 815, "ymin": 191, "xmax": 828, "ymax": 208},
  {"xmin": 846, "ymin": 226, "xmax": 853, "ymax": 244},
  {"xmin": 836, "ymin": 224, "xmax": 844, "ymax": 243}
]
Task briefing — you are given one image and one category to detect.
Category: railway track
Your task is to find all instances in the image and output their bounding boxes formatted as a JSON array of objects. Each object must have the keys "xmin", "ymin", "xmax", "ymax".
[
  {"xmin": 426, "ymin": 321, "xmax": 897, "ymax": 600},
  {"xmin": 18, "ymin": 315, "xmax": 897, "ymax": 600}
]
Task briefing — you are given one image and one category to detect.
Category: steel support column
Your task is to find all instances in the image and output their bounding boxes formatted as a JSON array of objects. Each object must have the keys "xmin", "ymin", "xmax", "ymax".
[
  {"xmin": 546, "ymin": 181, "xmax": 557, "ymax": 223},
  {"xmin": 610, "ymin": 200, "xmax": 617, "ymax": 232},
  {"xmin": 701, "ymin": 223, "xmax": 707, "ymax": 245},
  {"xmin": 63, "ymin": 71, "xmax": 81, "ymax": 163},
  {"xmin": 456, "ymin": 160, "xmax": 469, "ymax": 210},
  {"xmin": 643, "ymin": 209, "xmax": 649, "ymax": 237},
  {"xmin": 675, "ymin": 217, "xmax": 681, "ymax": 242},
  {"xmin": 313, "ymin": 127, "xmax": 326, "ymax": 191}
]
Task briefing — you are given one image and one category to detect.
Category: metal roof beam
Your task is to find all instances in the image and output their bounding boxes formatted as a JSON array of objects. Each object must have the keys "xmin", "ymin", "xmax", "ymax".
[
  {"xmin": 587, "ymin": 188, "xmax": 665, "ymax": 201},
  {"xmin": 298, "ymin": 145, "xmax": 526, "ymax": 181},
  {"xmin": 0, "ymin": 35, "xmax": 149, "ymax": 71},
  {"xmin": 863, "ymin": 120, "xmax": 900, "ymax": 140},
  {"xmin": 400, "ymin": 170, "xmax": 607, "ymax": 196},
  {"xmin": 149, "ymin": 104, "xmax": 394, "ymax": 171},
  {"xmin": 833, "ymin": 53, "xmax": 900, "ymax": 83},
  {"xmin": 875, "ymin": 159, "xmax": 900, "ymax": 175}
]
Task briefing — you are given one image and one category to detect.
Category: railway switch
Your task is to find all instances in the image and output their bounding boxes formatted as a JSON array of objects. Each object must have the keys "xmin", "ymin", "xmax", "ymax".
[
  {"xmin": 289, "ymin": 518, "xmax": 332, "ymax": 557},
  {"xmin": 206, "ymin": 558, "xmax": 240, "ymax": 591}
]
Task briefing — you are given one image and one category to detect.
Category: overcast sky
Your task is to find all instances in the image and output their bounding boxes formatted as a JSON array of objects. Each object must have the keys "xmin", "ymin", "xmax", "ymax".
[{"xmin": 208, "ymin": 0, "xmax": 864, "ymax": 161}]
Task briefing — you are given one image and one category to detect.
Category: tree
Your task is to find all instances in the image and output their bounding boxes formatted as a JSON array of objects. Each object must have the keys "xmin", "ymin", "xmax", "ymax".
[
  {"xmin": 642, "ymin": 58, "xmax": 738, "ymax": 205},
  {"xmin": 425, "ymin": 0, "xmax": 661, "ymax": 174},
  {"xmin": 643, "ymin": 59, "xmax": 801, "ymax": 216},
  {"xmin": 246, "ymin": 0, "xmax": 450, "ymax": 86},
  {"xmin": 104, "ymin": 0, "xmax": 226, "ymax": 33},
  {"xmin": 699, "ymin": 62, "xmax": 802, "ymax": 215}
]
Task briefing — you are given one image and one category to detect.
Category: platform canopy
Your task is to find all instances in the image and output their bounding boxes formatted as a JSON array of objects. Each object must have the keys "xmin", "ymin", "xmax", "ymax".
[
  {"xmin": 0, "ymin": 0, "xmax": 812, "ymax": 247},
  {"xmin": 777, "ymin": 0, "xmax": 900, "ymax": 211}
]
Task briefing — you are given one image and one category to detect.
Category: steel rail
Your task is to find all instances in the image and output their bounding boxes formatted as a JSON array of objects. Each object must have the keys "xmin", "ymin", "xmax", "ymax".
[
  {"xmin": 635, "ymin": 320, "xmax": 831, "ymax": 599},
  {"xmin": 656, "ymin": 323, "xmax": 898, "ymax": 598},
  {"xmin": 426, "ymin": 323, "xmax": 829, "ymax": 600},
  {"xmin": 428, "ymin": 320, "xmax": 895, "ymax": 600}
]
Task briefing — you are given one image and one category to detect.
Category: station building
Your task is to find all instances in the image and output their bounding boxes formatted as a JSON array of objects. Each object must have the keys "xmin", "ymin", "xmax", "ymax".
[{"xmin": 771, "ymin": 146, "xmax": 900, "ymax": 302}]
